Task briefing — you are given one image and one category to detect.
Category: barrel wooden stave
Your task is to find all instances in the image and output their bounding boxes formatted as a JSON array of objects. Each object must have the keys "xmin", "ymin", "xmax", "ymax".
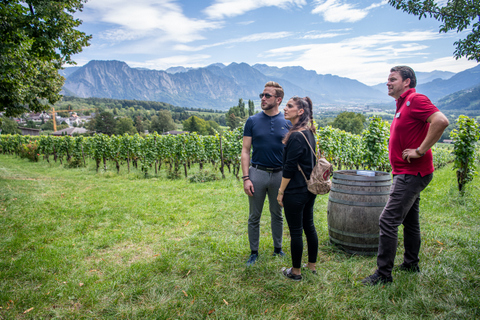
[{"xmin": 327, "ymin": 170, "xmax": 391, "ymax": 255}]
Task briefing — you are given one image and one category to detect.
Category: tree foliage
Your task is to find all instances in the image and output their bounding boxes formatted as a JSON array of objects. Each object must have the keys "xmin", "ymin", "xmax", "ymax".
[
  {"xmin": 183, "ymin": 116, "xmax": 209, "ymax": 135},
  {"xmin": 0, "ymin": 117, "xmax": 21, "ymax": 134},
  {"xmin": 389, "ymin": 0, "xmax": 480, "ymax": 62},
  {"xmin": 116, "ymin": 117, "xmax": 137, "ymax": 135},
  {"xmin": 150, "ymin": 110, "xmax": 176, "ymax": 133},
  {"xmin": 451, "ymin": 115, "xmax": 480, "ymax": 192},
  {"xmin": 94, "ymin": 112, "xmax": 116, "ymax": 135},
  {"xmin": 331, "ymin": 111, "xmax": 366, "ymax": 134},
  {"xmin": 0, "ymin": 0, "xmax": 91, "ymax": 116},
  {"xmin": 226, "ymin": 99, "xmax": 250, "ymax": 130}
]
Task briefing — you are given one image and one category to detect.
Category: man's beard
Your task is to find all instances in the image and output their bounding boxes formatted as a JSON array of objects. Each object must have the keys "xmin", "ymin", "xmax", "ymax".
[{"xmin": 261, "ymin": 102, "xmax": 276, "ymax": 111}]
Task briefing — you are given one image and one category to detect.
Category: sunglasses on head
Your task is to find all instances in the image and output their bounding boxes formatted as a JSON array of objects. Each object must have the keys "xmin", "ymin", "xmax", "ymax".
[{"xmin": 259, "ymin": 93, "xmax": 276, "ymax": 99}]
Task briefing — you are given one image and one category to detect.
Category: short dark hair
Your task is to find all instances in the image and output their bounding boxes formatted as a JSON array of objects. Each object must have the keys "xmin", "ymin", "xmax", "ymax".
[{"xmin": 390, "ymin": 66, "xmax": 417, "ymax": 88}]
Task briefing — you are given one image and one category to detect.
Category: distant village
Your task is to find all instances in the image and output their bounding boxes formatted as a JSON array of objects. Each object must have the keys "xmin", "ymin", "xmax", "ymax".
[
  {"xmin": 0, "ymin": 110, "xmax": 93, "ymax": 136},
  {"xmin": 317, "ymin": 103, "xmax": 392, "ymax": 114}
]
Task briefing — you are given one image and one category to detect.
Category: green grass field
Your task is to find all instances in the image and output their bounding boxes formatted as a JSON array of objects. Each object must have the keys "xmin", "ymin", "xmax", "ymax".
[{"xmin": 0, "ymin": 156, "xmax": 479, "ymax": 319}]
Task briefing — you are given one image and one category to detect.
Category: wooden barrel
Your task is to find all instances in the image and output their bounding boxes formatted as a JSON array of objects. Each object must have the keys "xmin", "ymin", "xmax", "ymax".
[{"xmin": 327, "ymin": 170, "xmax": 391, "ymax": 255}]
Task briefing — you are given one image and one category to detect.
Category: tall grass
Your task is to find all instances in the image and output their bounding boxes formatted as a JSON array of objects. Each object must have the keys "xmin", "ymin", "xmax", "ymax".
[{"xmin": 0, "ymin": 156, "xmax": 479, "ymax": 319}]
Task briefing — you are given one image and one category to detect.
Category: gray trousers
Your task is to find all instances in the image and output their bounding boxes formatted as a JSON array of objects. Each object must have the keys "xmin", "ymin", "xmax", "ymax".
[
  {"xmin": 376, "ymin": 173, "xmax": 433, "ymax": 277},
  {"xmin": 247, "ymin": 167, "xmax": 284, "ymax": 252}
]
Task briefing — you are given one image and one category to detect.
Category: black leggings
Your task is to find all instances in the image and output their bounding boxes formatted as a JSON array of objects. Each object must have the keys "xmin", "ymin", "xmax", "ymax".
[{"xmin": 283, "ymin": 191, "xmax": 318, "ymax": 268}]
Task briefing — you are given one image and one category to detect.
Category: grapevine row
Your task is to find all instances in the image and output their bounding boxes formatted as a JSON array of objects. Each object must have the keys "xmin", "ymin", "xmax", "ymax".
[{"xmin": 0, "ymin": 118, "xmax": 455, "ymax": 177}]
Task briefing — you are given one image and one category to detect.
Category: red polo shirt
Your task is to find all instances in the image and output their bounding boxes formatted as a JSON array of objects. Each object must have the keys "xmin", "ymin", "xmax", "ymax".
[{"xmin": 389, "ymin": 88, "xmax": 439, "ymax": 176}]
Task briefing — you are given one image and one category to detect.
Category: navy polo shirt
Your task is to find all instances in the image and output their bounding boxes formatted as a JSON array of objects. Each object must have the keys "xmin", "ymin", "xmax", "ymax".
[{"xmin": 243, "ymin": 111, "xmax": 290, "ymax": 168}]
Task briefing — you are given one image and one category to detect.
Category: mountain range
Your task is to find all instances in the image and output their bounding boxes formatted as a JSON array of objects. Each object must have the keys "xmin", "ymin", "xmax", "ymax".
[{"xmin": 60, "ymin": 60, "xmax": 480, "ymax": 111}]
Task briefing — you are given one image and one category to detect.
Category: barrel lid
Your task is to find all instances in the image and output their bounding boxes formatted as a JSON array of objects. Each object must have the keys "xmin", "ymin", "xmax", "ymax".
[{"xmin": 333, "ymin": 170, "xmax": 391, "ymax": 181}]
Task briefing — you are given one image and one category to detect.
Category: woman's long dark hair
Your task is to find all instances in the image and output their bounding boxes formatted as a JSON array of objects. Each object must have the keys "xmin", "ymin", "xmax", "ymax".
[{"xmin": 283, "ymin": 96, "xmax": 315, "ymax": 144}]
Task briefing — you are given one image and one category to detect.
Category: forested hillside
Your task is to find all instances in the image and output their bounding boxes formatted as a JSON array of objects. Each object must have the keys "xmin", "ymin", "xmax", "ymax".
[{"xmin": 436, "ymin": 85, "xmax": 480, "ymax": 114}]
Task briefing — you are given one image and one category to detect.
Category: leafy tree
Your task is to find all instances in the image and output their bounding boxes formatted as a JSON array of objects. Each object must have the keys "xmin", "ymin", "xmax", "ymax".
[
  {"xmin": 217, "ymin": 115, "xmax": 226, "ymax": 126},
  {"xmin": 226, "ymin": 113, "xmax": 241, "ymax": 130},
  {"xmin": 389, "ymin": 0, "xmax": 480, "ymax": 61},
  {"xmin": 116, "ymin": 117, "xmax": 137, "ymax": 135},
  {"xmin": 135, "ymin": 116, "xmax": 145, "ymax": 134},
  {"xmin": 150, "ymin": 110, "xmax": 176, "ymax": 133},
  {"xmin": 25, "ymin": 119, "xmax": 38, "ymax": 129},
  {"xmin": 0, "ymin": 117, "xmax": 21, "ymax": 134},
  {"xmin": 248, "ymin": 99, "xmax": 255, "ymax": 116},
  {"xmin": 331, "ymin": 111, "xmax": 366, "ymax": 134},
  {"xmin": 0, "ymin": 1, "xmax": 91, "ymax": 117},
  {"xmin": 226, "ymin": 99, "xmax": 248, "ymax": 130},
  {"xmin": 316, "ymin": 116, "xmax": 335, "ymax": 128},
  {"xmin": 94, "ymin": 112, "xmax": 116, "ymax": 135},
  {"xmin": 41, "ymin": 119, "xmax": 55, "ymax": 131},
  {"xmin": 207, "ymin": 120, "xmax": 221, "ymax": 135},
  {"xmin": 183, "ymin": 116, "xmax": 209, "ymax": 135}
]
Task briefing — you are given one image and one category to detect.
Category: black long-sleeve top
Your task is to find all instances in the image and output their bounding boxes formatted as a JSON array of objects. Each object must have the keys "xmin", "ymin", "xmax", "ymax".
[{"xmin": 282, "ymin": 129, "xmax": 316, "ymax": 194}]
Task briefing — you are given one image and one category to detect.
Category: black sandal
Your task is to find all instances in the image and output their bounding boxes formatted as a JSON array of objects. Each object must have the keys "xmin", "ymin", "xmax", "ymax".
[{"xmin": 281, "ymin": 267, "xmax": 302, "ymax": 281}]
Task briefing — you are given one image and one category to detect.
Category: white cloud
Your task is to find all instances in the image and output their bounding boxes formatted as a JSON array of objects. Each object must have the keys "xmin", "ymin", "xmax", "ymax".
[
  {"xmin": 98, "ymin": 29, "xmax": 145, "ymax": 42},
  {"xmin": 409, "ymin": 57, "xmax": 479, "ymax": 74},
  {"xmin": 129, "ymin": 54, "xmax": 212, "ymax": 70},
  {"xmin": 204, "ymin": 0, "xmax": 306, "ymax": 20},
  {"xmin": 259, "ymin": 30, "xmax": 455, "ymax": 84},
  {"xmin": 312, "ymin": 0, "xmax": 387, "ymax": 23},
  {"xmin": 302, "ymin": 29, "xmax": 350, "ymax": 39},
  {"xmin": 174, "ymin": 31, "xmax": 293, "ymax": 52},
  {"xmin": 83, "ymin": 0, "xmax": 221, "ymax": 43},
  {"xmin": 238, "ymin": 20, "xmax": 255, "ymax": 26}
]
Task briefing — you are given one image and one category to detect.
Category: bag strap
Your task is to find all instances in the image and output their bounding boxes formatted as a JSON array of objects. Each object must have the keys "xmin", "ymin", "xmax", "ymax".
[
  {"xmin": 298, "ymin": 131, "xmax": 316, "ymax": 157},
  {"xmin": 297, "ymin": 131, "xmax": 315, "ymax": 183},
  {"xmin": 297, "ymin": 163, "xmax": 308, "ymax": 183}
]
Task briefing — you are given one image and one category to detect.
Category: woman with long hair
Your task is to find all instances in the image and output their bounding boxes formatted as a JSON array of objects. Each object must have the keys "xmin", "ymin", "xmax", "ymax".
[{"xmin": 277, "ymin": 96, "xmax": 318, "ymax": 281}]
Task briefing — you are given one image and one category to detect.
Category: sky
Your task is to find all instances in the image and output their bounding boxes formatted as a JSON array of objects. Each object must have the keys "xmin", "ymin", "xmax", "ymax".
[{"xmin": 72, "ymin": 0, "xmax": 479, "ymax": 86}]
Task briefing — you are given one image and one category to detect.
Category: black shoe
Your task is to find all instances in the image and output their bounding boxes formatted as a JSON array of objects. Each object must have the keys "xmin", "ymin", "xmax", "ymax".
[
  {"xmin": 246, "ymin": 253, "xmax": 258, "ymax": 266},
  {"xmin": 362, "ymin": 273, "xmax": 393, "ymax": 286},
  {"xmin": 272, "ymin": 250, "xmax": 286, "ymax": 257},
  {"xmin": 396, "ymin": 263, "xmax": 420, "ymax": 273},
  {"xmin": 281, "ymin": 267, "xmax": 302, "ymax": 281}
]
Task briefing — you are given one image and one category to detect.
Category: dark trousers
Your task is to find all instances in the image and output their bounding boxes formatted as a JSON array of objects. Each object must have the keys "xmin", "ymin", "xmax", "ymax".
[
  {"xmin": 376, "ymin": 173, "xmax": 433, "ymax": 278},
  {"xmin": 283, "ymin": 191, "xmax": 318, "ymax": 269}
]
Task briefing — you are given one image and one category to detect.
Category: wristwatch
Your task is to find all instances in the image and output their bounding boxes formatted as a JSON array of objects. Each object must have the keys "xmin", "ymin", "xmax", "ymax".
[{"xmin": 415, "ymin": 148, "xmax": 425, "ymax": 157}]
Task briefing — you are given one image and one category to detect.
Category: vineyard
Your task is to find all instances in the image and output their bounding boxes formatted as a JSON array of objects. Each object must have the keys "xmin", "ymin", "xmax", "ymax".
[{"xmin": 0, "ymin": 117, "xmax": 458, "ymax": 178}]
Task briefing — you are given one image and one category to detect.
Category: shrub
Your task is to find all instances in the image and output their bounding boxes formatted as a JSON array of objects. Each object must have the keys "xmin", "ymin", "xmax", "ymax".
[
  {"xmin": 19, "ymin": 143, "xmax": 39, "ymax": 162},
  {"xmin": 451, "ymin": 115, "xmax": 480, "ymax": 192},
  {"xmin": 189, "ymin": 170, "xmax": 219, "ymax": 183}
]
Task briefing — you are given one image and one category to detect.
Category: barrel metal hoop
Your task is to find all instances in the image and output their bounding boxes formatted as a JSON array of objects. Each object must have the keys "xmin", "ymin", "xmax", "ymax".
[
  {"xmin": 333, "ymin": 172, "xmax": 391, "ymax": 182},
  {"xmin": 332, "ymin": 179, "xmax": 392, "ymax": 187},
  {"xmin": 328, "ymin": 225, "xmax": 379, "ymax": 238},
  {"xmin": 329, "ymin": 236, "xmax": 379, "ymax": 249},
  {"xmin": 330, "ymin": 187, "xmax": 390, "ymax": 196},
  {"xmin": 328, "ymin": 196, "xmax": 387, "ymax": 207}
]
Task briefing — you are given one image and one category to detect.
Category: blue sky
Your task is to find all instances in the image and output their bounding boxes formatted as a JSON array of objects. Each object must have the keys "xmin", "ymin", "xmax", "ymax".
[{"xmin": 73, "ymin": 0, "xmax": 479, "ymax": 86}]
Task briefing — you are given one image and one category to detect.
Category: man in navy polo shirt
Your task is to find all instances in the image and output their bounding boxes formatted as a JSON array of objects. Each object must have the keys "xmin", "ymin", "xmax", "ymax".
[
  {"xmin": 362, "ymin": 66, "xmax": 449, "ymax": 285},
  {"xmin": 241, "ymin": 81, "xmax": 290, "ymax": 266}
]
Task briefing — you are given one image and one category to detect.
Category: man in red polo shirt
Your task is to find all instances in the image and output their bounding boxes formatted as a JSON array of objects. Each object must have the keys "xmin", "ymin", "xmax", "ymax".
[{"xmin": 362, "ymin": 66, "xmax": 449, "ymax": 285}]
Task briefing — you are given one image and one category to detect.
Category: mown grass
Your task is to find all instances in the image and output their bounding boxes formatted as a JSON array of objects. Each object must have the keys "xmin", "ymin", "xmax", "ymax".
[{"xmin": 0, "ymin": 156, "xmax": 479, "ymax": 319}]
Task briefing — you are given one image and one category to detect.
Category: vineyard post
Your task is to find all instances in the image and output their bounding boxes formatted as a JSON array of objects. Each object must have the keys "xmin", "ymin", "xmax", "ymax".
[
  {"xmin": 81, "ymin": 143, "xmax": 86, "ymax": 167},
  {"xmin": 154, "ymin": 135, "xmax": 158, "ymax": 175},
  {"xmin": 219, "ymin": 133, "xmax": 225, "ymax": 179}
]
